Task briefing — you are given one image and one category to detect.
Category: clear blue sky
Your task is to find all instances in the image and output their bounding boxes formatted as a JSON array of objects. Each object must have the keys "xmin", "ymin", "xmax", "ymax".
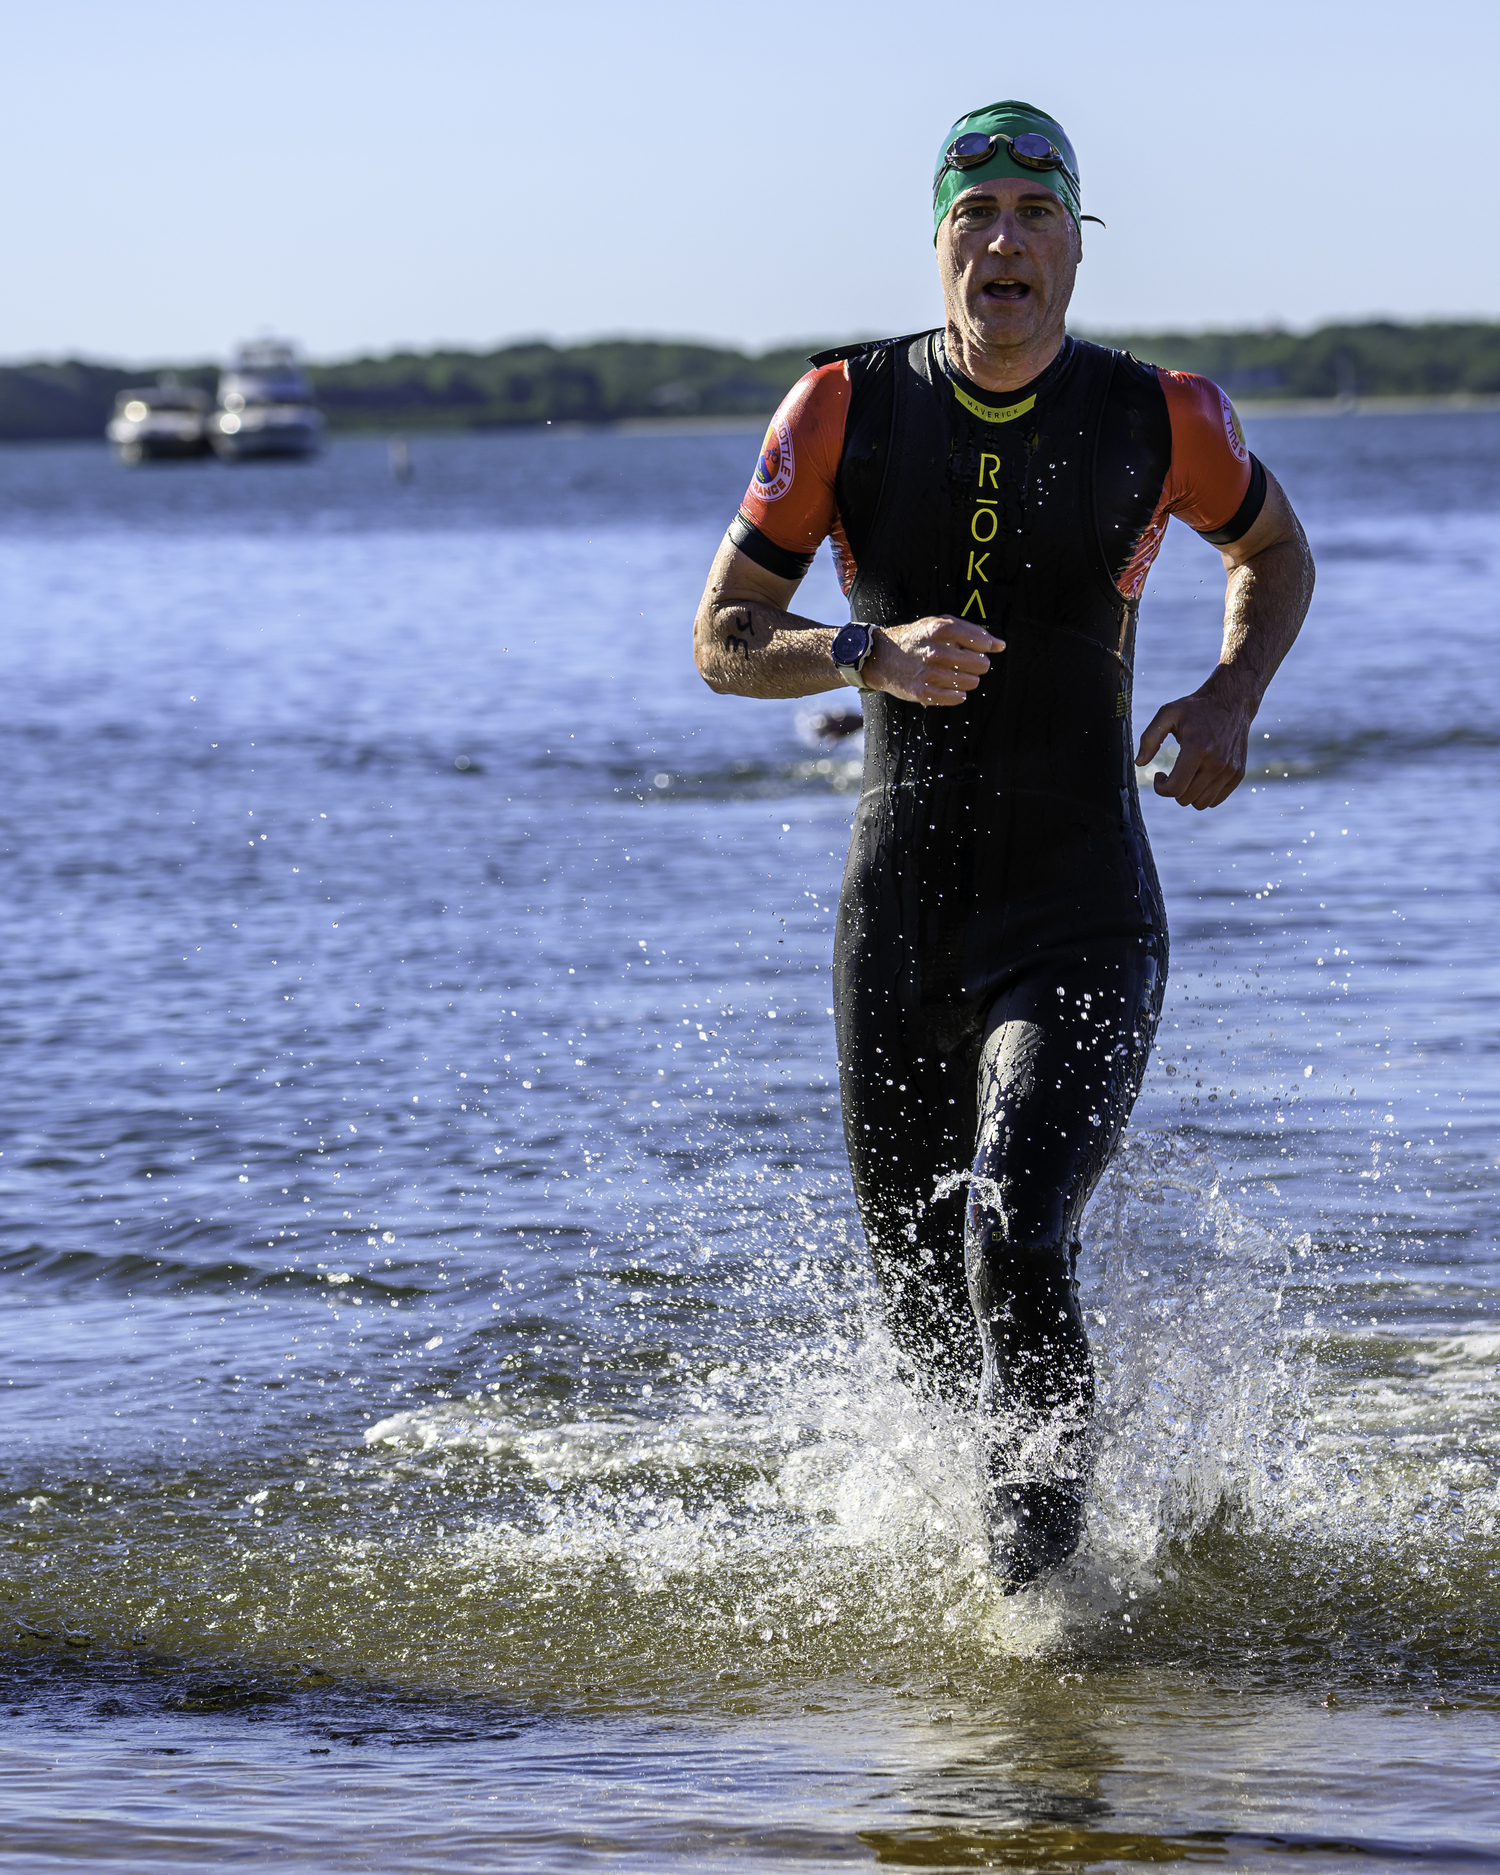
[{"xmin": 3, "ymin": 0, "xmax": 1495, "ymax": 364}]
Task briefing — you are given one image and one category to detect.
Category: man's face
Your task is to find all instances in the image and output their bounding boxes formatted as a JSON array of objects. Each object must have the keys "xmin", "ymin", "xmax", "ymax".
[{"xmin": 937, "ymin": 177, "xmax": 1081, "ymax": 355}]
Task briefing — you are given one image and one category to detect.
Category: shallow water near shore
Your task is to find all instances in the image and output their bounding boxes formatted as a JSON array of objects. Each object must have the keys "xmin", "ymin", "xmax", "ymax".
[{"xmin": 0, "ymin": 410, "xmax": 1498, "ymax": 1868}]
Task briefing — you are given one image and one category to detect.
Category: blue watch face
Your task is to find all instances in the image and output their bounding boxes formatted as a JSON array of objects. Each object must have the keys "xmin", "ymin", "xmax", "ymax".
[{"xmin": 832, "ymin": 623, "xmax": 871, "ymax": 666}]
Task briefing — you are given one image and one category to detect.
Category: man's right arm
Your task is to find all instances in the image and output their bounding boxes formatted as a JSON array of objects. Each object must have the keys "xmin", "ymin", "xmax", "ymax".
[
  {"xmin": 693, "ymin": 538, "xmax": 1004, "ymax": 705},
  {"xmin": 693, "ymin": 538, "xmax": 843, "ymax": 698}
]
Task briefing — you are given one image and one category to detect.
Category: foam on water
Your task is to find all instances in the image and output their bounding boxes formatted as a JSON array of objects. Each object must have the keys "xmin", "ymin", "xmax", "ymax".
[{"xmin": 349, "ymin": 1128, "xmax": 1433, "ymax": 1679}]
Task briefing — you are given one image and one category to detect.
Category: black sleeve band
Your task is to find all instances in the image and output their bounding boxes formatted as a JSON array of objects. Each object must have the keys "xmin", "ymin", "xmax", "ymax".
[
  {"xmin": 727, "ymin": 510, "xmax": 816, "ymax": 581},
  {"xmin": 1196, "ymin": 454, "xmax": 1267, "ymax": 546}
]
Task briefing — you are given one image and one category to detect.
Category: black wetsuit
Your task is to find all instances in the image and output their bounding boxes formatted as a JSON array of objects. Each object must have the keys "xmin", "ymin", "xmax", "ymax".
[
  {"xmin": 824, "ymin": 334, "xmax": 1183, "ymax": 1498},
  {"xmin": 730, "ymin": 328, "xmax": 1266, "ymax": 1577}
]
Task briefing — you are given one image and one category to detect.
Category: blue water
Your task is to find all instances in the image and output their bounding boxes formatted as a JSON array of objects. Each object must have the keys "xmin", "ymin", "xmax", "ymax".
[{"xmin": 0, "ymin": 413, "xmax": 1497, "ymax": 1870}]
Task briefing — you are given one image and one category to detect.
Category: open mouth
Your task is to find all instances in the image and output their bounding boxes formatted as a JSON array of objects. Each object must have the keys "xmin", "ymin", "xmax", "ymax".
[{"xmin": 982, "ymin": 279, "xmax": 1031, "ymax": 303}]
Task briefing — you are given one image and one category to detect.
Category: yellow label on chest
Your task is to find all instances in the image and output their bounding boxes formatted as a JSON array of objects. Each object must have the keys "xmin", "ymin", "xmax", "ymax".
[{"xmin": 950, "ymin": 385, "xmax": 1037, "ymax": 426}]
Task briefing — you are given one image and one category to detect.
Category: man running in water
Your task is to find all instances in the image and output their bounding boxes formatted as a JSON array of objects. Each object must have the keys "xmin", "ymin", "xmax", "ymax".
[{"xmin": 692, "ymin": 101, "xmax": 1314, "ymax": 1588}]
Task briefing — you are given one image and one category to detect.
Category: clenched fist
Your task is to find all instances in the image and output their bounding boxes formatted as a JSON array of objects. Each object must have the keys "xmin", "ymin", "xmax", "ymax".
[{"xmin": 866, "ymin": 616, "xmax": 1005, "ymax": 707}]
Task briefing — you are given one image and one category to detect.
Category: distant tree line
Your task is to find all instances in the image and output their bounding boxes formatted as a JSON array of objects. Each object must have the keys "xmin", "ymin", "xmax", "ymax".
[
  {"xmin": 309, "ymin": 339, "xmax": 817, "ymax": 431},
  {"xmin": 1088, "ymin": 321, "xmax": 1500, "ymax": 401},
  {"xmin": 2, "ymin": 322, "xmax": 1497, "ymax": 441}
]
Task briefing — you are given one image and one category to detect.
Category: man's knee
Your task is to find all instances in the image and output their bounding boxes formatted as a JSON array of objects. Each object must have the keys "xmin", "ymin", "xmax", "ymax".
[
  {"xmin": 967, "ymin": 1233, "xmax": 1083, "ymax": 1337},
  {"xmin": 968, "ymin": 1236, "xmax": 1094, "ymax": 1430},
  {"xmin": 965, "ymin": 1152, "xmax": 1076, "ymax": 1263}
]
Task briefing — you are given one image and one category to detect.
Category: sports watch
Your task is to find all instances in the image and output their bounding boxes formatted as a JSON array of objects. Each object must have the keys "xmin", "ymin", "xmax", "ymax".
[{"xmin": 831, "ymin": 622, "xmax": 878, "ymax": 689}]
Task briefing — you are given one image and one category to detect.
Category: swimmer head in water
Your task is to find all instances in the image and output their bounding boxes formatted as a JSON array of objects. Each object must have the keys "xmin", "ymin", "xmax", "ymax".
[{"xmin": 932, "ymin": 101, "xmax": 1082, "ymax": 238}]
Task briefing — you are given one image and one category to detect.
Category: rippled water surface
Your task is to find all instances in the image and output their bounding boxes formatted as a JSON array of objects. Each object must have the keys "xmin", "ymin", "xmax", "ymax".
[{"xmin": 1, "ymin": 412, "xmax": 1498, "ymax": 1869}]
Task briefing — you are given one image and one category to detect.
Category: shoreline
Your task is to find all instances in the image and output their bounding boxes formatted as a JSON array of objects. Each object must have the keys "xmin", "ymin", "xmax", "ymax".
[
  {"xmin": 7, "ymin": 321, "xmax": 1498, "ymax": 444},
  {"xmin": 556, "ymin": 393, "xmax": 1500, "ymax": 430},
  {"xmin": 1236, "ymin": 391, "xmax": 1500, "ymax": 417},
  {"xmin": 5, "ymin": 391, "xmax": 1496, "ymax": 455}
]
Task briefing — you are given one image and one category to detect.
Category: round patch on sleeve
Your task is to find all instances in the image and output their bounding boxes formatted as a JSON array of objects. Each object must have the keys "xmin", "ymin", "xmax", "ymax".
[
  {"xmin": 1219, "ymin": 390, "xmax": 1249, "ymax": 464},
  {"xmin": 753, "ymin": 417, "xmax": 795, "ymax": 501}
]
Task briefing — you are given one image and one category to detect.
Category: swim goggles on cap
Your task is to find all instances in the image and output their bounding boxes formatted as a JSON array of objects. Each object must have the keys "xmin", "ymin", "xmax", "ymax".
[{"xmin": 933, "ymin": 130, "xmax": 1080, "ymax": 204}]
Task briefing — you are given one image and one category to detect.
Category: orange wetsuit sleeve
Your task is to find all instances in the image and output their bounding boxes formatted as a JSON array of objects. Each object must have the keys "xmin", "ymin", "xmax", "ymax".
[
  {"xmin": 1158, "ymin": 370, "xmax": 1266, "ymax": 541},
  {"xmin": 727, "ymin": 363, "xmax": 849, "ymax": 582}
]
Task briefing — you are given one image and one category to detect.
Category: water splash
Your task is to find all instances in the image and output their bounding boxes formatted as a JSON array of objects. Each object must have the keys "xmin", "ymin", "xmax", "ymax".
[
  {"xmin": 361, "ymin": 1131, "xmax": 1339, "ymax": 1668},
  {"xmin": 14, "ymin": 1131, "xmax": 1500, "ymax": 1699},
  {"xmin": 1082, "ymin": 1130, "xmax": 1318, "ymax": 1561}
]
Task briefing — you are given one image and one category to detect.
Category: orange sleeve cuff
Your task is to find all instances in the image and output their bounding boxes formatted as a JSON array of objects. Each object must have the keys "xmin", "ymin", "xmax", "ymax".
[
  {"xmin": 735, "ymin": 363, "xmax": 848, "ymax": 558},
  {"xmin": 1158, "ymin": 370, "xmax": 1257, "ymax": 536}
]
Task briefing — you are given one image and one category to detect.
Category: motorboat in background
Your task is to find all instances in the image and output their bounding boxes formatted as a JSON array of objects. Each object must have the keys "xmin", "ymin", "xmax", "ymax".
[
  {"xmin": 208, "ymin": 340, "xmax": 325, "ymax": 460},
  {"xmin": 105, "ymin": 376, "xmax": 211, "ymax": 462}
]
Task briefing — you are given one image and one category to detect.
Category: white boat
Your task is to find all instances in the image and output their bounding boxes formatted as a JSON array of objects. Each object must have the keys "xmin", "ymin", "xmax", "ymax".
[
  {"xmin": 209, "ymin": 340, "xmax": 325, "ymax": 460},
  {"xmin": 105, "ymin": 377, "xmax": 211, "ymax": 463}
]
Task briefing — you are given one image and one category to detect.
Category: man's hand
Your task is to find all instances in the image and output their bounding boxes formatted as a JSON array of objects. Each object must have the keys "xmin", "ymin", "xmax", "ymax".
[
  {"xmin": 1136, "ymin": 686, "xmax": 1250, "ymax": 810},
  {"xmin": 1137, "ymin": 468, "xmax": 1314, "ymax": 812},
  {"xmin": 867, "ymin": 616, "xmax": 1005, "ymax": 707}
]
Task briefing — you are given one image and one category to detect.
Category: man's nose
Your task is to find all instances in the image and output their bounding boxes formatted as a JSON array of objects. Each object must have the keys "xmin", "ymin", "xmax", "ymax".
[{"xmin": 987, "ymin": 215, "xmax": 1026, "ymax": 254}]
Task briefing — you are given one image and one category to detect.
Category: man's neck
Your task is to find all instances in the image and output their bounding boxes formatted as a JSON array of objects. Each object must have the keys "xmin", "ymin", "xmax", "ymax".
[{"xmin": 943, "ymin": 322, "xmax": 1067, "ymax": 394}]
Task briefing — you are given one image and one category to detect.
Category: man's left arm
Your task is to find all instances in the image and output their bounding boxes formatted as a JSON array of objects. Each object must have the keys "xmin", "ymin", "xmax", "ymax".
[{"xmin": 1136, "ymin": 468, "xmax": 1315, "ymax": 810}]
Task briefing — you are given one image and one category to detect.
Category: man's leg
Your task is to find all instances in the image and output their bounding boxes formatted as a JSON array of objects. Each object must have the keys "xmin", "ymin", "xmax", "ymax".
[
  {"xmin": 965, "ymin": 942, "xmax": 1164, "ymax": 1586},
  {"xmin": 835, "ymin": 962, "xmax": 985, "ymax": 1403}
]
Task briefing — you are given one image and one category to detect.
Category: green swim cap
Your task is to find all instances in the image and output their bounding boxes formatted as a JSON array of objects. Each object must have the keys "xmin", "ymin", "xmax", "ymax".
[{"xmin": 932, "ymin": 100, "xmax": 1081, "ymax": 240}]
